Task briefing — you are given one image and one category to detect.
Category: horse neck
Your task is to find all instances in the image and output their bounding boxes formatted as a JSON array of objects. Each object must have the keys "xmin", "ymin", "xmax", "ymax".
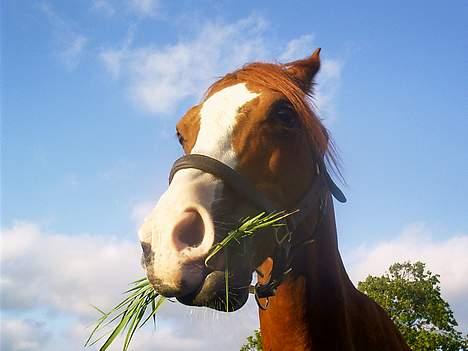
[{"xmin": 259, "ymin": 196, "xmax": 357, "ymax": 350}]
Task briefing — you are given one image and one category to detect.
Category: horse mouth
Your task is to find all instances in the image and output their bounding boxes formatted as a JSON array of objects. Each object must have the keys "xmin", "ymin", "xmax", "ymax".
[{"xmin": 176, "ymin": 270, "xmax": 251, "ymax": 312}]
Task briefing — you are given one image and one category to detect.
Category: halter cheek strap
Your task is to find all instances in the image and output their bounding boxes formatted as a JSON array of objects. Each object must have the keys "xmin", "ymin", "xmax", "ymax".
[
  {"xmin": 169, "ymin": 153, "xmax": 346, "ymax": 303},
  {"xmin": 169, "ymin": 154, "xmax": 345, "ymax": 229},
  {"xmin": 169, "ymin": 154, "xmax": 277, "ymax": 212}
]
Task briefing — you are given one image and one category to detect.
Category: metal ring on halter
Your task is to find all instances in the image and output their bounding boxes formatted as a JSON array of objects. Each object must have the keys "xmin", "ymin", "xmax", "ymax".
[{"xmin": 254, "ymin": 289, "xmax": 270, "ymax": 310}]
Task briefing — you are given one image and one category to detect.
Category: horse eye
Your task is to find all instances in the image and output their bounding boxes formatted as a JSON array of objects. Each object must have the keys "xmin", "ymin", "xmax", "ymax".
[
  {"xmin": 176, "ymin": 130, "xmax": 185, "ymax": 145},
  {"xmin": 273, "ymin": 103, "xmax": 298, "ymax": 128}
]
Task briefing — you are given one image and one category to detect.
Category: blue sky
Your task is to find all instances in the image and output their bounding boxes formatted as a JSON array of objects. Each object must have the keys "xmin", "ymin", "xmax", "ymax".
[{"xmin": 1, "ymin": 1, "xmax": 467, "ymax": 350}]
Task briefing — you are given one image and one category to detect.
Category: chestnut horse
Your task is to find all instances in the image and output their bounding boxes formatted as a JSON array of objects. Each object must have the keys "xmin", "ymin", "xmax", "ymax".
[{"xmin": 139, "ymin": 49, "xmax": 410, "ymax": 350}]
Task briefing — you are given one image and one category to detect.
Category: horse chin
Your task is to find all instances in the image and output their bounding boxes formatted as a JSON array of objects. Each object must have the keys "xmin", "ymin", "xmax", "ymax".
[{"xmin": 176, "ymin": 270, "xmax": 250, "ymax": 312}]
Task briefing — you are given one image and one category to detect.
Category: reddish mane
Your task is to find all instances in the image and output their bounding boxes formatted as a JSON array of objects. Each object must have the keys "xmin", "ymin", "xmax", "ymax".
[{"xmin": 205, "ymin": 61, "xmax": 342, "ymax": 178}]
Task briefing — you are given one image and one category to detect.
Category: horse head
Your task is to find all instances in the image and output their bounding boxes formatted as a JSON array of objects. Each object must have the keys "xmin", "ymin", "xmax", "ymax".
[{"xmin": 138, "ymin": 49, "xmax": 339, "ymax": 311}]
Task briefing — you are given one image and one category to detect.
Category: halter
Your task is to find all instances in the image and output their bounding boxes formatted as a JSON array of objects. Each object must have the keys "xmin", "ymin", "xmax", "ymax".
[{"xmin": 169, "ymin": 153, "xmax": 346, "ymax": 309}]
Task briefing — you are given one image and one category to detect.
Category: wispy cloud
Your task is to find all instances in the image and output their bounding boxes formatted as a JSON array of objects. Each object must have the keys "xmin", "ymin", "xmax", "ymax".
[
  {"xmin": 130, "ymin": 0, "xmax": 160, "ymax": 17},
  {"xmin": 279, "ymin": 34, "xmax": 343, "ymax": 122},
  {"xmin": 99, "ymin": 25, "xmax": 136, "ymax": 78},
  {"xmin": 131, "ymin": 200, "xmax": 155, "ymax": 227},
  {"xmin": 315, "ymin": 59, "xmax": 343, "ymax": 123},
  {"xmin": 100, "ymin": 49, "xmax": 124, "ymax": 77},
  {"xmin": 100, "ymin": 15, "xmax": 269, "ymax": 115},
  {"xmin": 38, "ymin": 2, "xmax": 87, "ymax": 69},
  {"xmin": 345, "ymin": 223, "xmax": 468, "ymax": 330},
  {"xmin": 92, "ymin": 0, "xmax": 116, "ymax": 17},
  {"xmin": 59, "ymin": 35, "xmax": 88, "ymax": 69},
  {"xmin": 92, "ymin": 0, "xmax": 160, "ymax": 17},
  {"xmin": 99, "ymin": 18, "xmax": 343, "ymax": 121},
  {"xmin": 279, "ymin": 33, "xmax": 316, "ymax": 62}
]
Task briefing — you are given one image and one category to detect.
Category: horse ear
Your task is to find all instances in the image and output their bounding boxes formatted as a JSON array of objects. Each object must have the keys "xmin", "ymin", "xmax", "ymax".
[{"xmin": 284, "ymin": 48, "xmax": 321, "ymax": 92}]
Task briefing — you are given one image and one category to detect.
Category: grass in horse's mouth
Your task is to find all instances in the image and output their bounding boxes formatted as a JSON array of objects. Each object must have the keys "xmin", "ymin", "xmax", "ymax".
[
  {"xmin": 85, "ymin": 211, "xmax": 295, "ymax": 351},
  {"xmin": 205, "ymin": 211, "xmax": 296, "ymax": 313}
]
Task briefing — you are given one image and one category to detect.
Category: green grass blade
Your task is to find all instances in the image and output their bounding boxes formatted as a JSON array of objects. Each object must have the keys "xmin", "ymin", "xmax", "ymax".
[
  {"xmin": 90, "ymin": 304, "xmax": 107, "ymax": 316},
  {"xmin": 86, "ymin": 278, "xmax": 166, "ymax": 351},
  {"xmin": 98, "ymin": 310, "xmax": 133, "ymax": 351},
  {"xmin": 87, "ymin": 210, "xmax": 296, "ymax": 350},
  {"xmin": 225, "ymin": 248, "xmax": 229, "ymax": 312},
  {"xmin": 205, "ymin": 210, "xmax": 297, "ymax": 266},
  {"xmin": 140, "ymin": 296, "xmax": 165, "ymax": 328},
  {"xmin": 123, "ymin": 299, "xmax": 147, "ymax": 351}
]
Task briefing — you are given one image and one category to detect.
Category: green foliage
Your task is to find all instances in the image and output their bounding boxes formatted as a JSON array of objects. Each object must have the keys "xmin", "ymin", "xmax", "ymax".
[
  {"xmin": 240, "ymin": 329, "xmax": 263, "ymax": 351},
  {"xmin": 358, "ymin": 261, "xmax": 467, "ymax": 351}
]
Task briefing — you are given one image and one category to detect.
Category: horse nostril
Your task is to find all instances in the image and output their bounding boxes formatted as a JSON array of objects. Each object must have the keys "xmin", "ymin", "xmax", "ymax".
[{"xmin": 173, "ymin": 209, "xmax": 205, "ymax": 250}]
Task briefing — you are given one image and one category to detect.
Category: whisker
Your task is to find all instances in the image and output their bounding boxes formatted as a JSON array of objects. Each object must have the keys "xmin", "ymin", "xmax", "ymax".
[{"xmin": 231, "ymin": 284, "xmax": 251, "ymax": 290}]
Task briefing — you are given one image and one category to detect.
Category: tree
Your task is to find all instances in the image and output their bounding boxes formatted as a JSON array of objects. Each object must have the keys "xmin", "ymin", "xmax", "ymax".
[
  {"xmin": 358, "ymin": 261, "xmax": 467, "ymax": 351},
  {"xmin": 240, "ymin": 329, "xmax": 263, "ymax": 351}
]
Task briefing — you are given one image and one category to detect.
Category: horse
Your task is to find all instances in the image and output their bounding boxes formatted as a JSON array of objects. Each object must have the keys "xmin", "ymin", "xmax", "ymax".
[{"xmin": 138, "ymin": 49, "xmax": 410, "ymax": 350}]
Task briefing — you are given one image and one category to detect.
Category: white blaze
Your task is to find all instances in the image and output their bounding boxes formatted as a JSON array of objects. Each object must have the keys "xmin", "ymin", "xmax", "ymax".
[
  {"xmin": 192, "ymin": 83, "xmax": 259, "ymax": 166},
  {"xmin": 138, "ymin": 83, "xmax": 259, "ymax": 291}
]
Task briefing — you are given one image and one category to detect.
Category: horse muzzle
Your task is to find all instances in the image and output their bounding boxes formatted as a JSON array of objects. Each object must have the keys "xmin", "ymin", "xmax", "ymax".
[{"xmin": 176, "ymin": 270, "xmax": 251, "ymax": 312}]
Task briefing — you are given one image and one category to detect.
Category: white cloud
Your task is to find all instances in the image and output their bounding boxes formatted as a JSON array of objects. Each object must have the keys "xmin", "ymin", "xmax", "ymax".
[
  {"xmin": 99, "ymin": 15, "xmax": 269, "ymax": 115},
  {"xmin": 278, "ymin": 33, "xmax": 343, "ymax": 122},
  {"xmin": 100, "ymin": 49, "xmax": 124, "ymax": 78},
  {"xmin": 39, "ymin": 2, "xmax": 87, "ymax": 70},
  {"xmin": 92, "ymin": 0, "xmax": 159, "ymax": 18},
  {"xmin": 3, "ymin": 220, "xmax": 466, "ymax": 349},
  {"xmin": 64, "ymin": 301, "xmax": 259, "ymax": 351},
  {"xmin": 100, "ymin": 21, "xmax": 343, "ymax": 122},
  {"xmin": 344, "ymin": 223, "xmax": 468, "ymax": 329},
  {"xmin": 60, "ymin": 35, "xmax": 88, "ymax": 69},
  {"xmin": 0, "ymin": 221, "xmax": 142, "ymax": 316},
  {"xmin": 0, "ymin": 319, "xmax": 50, "ymax": 351},
  {"xmin": 131, "ymin": 200, "xmax": 155, "ymax": 227},
  {"xmin": 315, "ymin": 59, "xmax": 343, "ymax": 123},
  {"xmin": 92, "ymin": 0, "xmax": 116, "ymax": 17},
  {"xmin": 130, "ymin": 0, "xmax": 159, "ymax": 16},
  {"xmin": 0, "ymin": 221, "xmax": 258, "ymax": 350},
  {"xmin": 98, "ymin": 25, "xmax": 135, "ymax": 79},
  {"xmin": 279, "ymin": 33, "xmax": 316, "ymax": 62}
]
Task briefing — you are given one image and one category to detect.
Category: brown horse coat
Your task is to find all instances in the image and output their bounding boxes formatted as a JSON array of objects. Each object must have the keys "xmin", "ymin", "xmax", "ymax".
[{"xmin": 139, "ymin": 49, "xmax": 411, "ymax": 350}]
